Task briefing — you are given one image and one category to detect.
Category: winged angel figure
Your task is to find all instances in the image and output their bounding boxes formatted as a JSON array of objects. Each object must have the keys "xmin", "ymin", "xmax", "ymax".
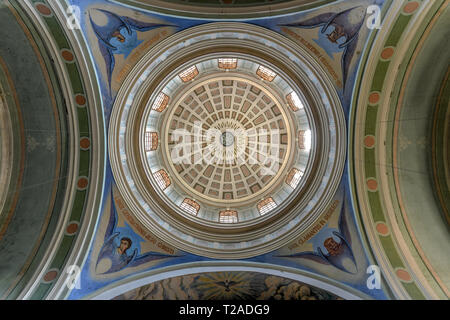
[
  {"xmin": 277, "ymin": 198, "xmax": 358, "ymax": 274},
  {"xmin": 95, "ymin": 190, "xmax": 178, "ymax": 275},
  {"xmin": 281, "ymin": 6, "xmax": 367, "ymax": 87},
  {"xmin": 89, "ymin": 9, "xmax": 170, "ymax": 93}
]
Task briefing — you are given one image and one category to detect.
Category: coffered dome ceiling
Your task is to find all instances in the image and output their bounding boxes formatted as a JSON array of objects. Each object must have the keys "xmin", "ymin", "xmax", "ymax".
[
  {"xmin": 108, "ymin": 23, "xmax": 346, "ymax": 258},
  {"xmin": 145, "ymin": 57, "xmax": 310, "ymax": 214},
  {"xmin": 161, "ymin": 75, "xmax": 295, "ymax": 205}
]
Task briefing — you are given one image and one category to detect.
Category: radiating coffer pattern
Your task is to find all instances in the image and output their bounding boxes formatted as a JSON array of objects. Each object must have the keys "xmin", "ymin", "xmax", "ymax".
[{"xmin": 167, "ymin": 79, "xmax": 289, "ymax": 200}]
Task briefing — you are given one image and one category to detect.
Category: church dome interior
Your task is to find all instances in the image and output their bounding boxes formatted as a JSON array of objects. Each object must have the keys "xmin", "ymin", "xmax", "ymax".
[{"xmin": 0, "ymin": 0, "xmax": 448, "ymax": 303}]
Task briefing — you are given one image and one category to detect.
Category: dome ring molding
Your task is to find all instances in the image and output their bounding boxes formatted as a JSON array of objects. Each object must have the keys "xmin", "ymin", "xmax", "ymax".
[{"xmin": 109, "ymin": 23, "xmax": 346, "ymax": 259}]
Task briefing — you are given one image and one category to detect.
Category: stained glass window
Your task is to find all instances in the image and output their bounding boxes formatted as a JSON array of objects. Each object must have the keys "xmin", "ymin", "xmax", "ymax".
[
  {"xmin": 154, "ymin": 169, "xmax": 171, "ymax": 190},
  {"xmin": 287, "ymin": 92, "xmax": 304, "ymax": 111},
  {"xmin": 219, "ymin": 210, "xmax": 238, "ymax": 223},
  {"xmin": 145, "ymin": 132, "xmax": 158, "ymax": 151},
  {"xmin": 298, "ymin": 130, "xmax": 305, "ymax": 149},
  {"xmin": 286, "ymin": 168, "xmax": 304, "ymax": 189},
  {"xmin": 179, "ymin": 65, "xmax": 199, "ymax": 82},
  {"xmin": 257, "ymin": 197, "xmax": 277, "ymax": 215},
  {"xmin": 304, "ymin": 130, "xmax": 312, "ymax": 151},
  {"xmin": 256, "ymin": 65, "xmax": 276, "ymax": 82},
  {"xmin": 218, "ymin": 58, "xmax": 238, "ymax": 70},
  {"xmin": 180, "ymin": 198, "xmax": 200, "ymax": 215},
  {"xmin": 152, "ymin": 92, "xmax": 169, "ymax": 112}
]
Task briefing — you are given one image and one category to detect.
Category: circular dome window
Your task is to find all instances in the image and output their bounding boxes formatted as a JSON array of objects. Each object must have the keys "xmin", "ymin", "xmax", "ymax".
[{"xmin": 109, "ymin": 23, "xmax": 346, "ymax": 258}]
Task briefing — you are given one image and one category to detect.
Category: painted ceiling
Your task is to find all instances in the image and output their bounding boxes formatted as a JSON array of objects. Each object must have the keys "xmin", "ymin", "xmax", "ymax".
[
  {"xmin": 0, "ymin": 0, "xmax": 448, "ymax": 300},
  {"xmin": 112, "ymin": 271, "xmax": 344, "ymax": 300},
  {"xmin": 142, "ymin": 0, "xmax": 294, "ymax": 6}
]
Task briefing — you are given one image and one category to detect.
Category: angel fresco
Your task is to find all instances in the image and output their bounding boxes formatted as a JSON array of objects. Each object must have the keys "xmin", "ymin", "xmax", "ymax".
[
  {"xmin": 88, "ymin": 8, "xmax": 171, "ymax": 93},
  {"xmin": 94, "ymin": 189, "xmax": 178, "ymax": 275},
  {"xmin": 277, "ymin": 198, "xmax": 358, "ymax": 274},
  {"xmin": 281, "ymin": 6, "xmax": 367, "ymax": 87},
  {"xmin": 96, "ymin": 235, "xmax": 136, "ymax": 274}
]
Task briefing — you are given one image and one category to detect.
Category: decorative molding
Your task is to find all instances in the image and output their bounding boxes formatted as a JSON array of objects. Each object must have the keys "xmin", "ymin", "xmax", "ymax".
[
  {"xmin": 84, "ymin": 261, "xmax": 371, "ymax": 300},
  {"xmin": 111, "ymin": 0, "xmax": 337, "ymax": 19},
  {"xmin": 351, "ymin": 0, "xmax": 448, "ymax": 300},
  {"xmin": 15, "ymin": 0, "xmax": 106, "ymax": 300}
]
